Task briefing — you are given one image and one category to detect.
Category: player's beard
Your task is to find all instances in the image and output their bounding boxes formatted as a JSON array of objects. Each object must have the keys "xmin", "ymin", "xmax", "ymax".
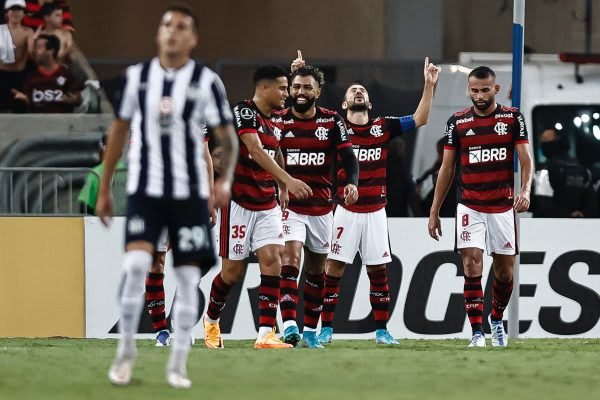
[
  {"xmin": 472, "ymin": 97, "xmax": 493, "ymax": 111},
  {"xmin": 292, "ymin": 95, "xmax": 316, "ymax": 114},
  {"xmin": 348, "ymin": 102, "xmax": 369, "ymax": 112}
]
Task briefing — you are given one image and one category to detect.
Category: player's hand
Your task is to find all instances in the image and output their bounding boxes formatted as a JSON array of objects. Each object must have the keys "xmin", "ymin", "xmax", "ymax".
[
  {"xmin": 513, "ymin": 190, "xmax": 530, "ymax": 213},
  {"xmin": 11, "ymin": 89, "xmax": 27, "ymax": 102},
  {"xmin": 571, "ymin": 210, "xmax": 584, "ymax": 218},
  {"xmin": 286, "ymin": 177, "xmax": 312, "ymax": 199},
  {"xmin": 428, "ymin": 215, "xmax": 442, "ymax": 241},
  {"xmin": 213, "ymin": 178, "xmax": 232, "ymax": 209},
  {"xmin": 291, "ymin": 50, "xmax": 305, "ymax": 72},
  {"xmin": 279, "ymin": 188, "xmax": 289, "ymax": 211},
  {"xmin": 96, "ymin": 188, "xmax": 113, "ymax": 227},
  {"xmin": 207, "ymin": 194, "xmax": 218, "ymax": 226},
  {"xmin": 424, "ymin": 57, "xmax": 440, "ymax": 85},
  {"xmin": 343, "ymin": 184, "xmax": 358, "ymax": 205}
]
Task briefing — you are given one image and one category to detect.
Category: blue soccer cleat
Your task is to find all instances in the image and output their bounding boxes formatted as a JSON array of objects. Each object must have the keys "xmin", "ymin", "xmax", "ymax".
[
  {"xmin": 155, "ymin": 330, "xmax": 171, "ymax": 347},
  {"xmin": 302, "ymin": 331, "xmax": 324, "ymax": 349},
  {"xmin": 317, "ymin": 327, "xmax": 333, "ymax": 344},
  {"xmin": 283, "ymin": 325, "xmax": 301, "ymax": 347},
  {"xmin": 375, "ymin": 329, "xmax": 399, "ymax": 345},
  {"xmin": 488, "ymin": 315, "xmax": 508, "ymax": 347}
]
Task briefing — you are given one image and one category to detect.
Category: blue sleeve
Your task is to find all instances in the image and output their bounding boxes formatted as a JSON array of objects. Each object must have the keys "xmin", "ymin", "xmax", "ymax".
[{"xmin": 384, "ymin": 115, "xmax": 416, "ymax": 138}]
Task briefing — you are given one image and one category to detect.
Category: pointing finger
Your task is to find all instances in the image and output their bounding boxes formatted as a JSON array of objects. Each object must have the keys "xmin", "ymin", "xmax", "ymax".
[{"xmin": 298, "ymin": 50, "xmax": 303, "ymax": 61}]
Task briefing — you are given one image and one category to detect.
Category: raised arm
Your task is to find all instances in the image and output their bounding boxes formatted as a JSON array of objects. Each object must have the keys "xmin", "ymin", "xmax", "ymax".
[{"xmin": 413, "ymin": 57, "xmax": 440, "ymax": 127}]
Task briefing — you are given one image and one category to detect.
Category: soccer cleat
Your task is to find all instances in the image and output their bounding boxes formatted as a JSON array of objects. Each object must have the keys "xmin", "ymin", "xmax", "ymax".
[
  {"xmin": 488, "ymin": 315, "xmax": 508, "ymax": 347},
  {"xmin": 317, "ymin": 327, "xmax": 333, "ymax": 344},
  {"xmin": 155, "ymin": 330, "xmax": 171, "ymax": 347},
  {"xmin": 203, "ymin": 317, "xmax": 224, "ymax": 349},
  {"xmin": 108, "ymin": 358, "xmax": 134, "ymax": 386},
  {"xmin": 254, "ymin": 328, "xmax": 293, "ymax": 349},
  {"xmin": 302, "ymin": 331, "xmax": 324, "ymax": 349},
  {"xmin": 375, "ymin": 329, "xmax": 399, "ymax": 345},
  {"xmin": 167, "ymin": 371, "xmax": 191, "ymax": 389},
  {"xmin": 283, "ymin": 325, "xmax": 301, "ymax": 347},
  {"xmin": 468, "ymin": 331, "xmax": 486, "ymax": 348}
]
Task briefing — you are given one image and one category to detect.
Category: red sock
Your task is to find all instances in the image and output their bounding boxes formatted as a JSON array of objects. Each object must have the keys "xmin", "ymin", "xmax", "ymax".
[
  {"xmin": 321, "ymin": 274, "xmax": 341, "ymax": 328},
  {"xmin": 279, "ymin": 265, "xmax": 299, "ymax": 323},
  {"xmin": 206, "ymin": 273, "xmax": 232, "ymax": 321},
  {"xmin": 259, "ymin": 274, "xmax": 280, "ymax": 328},
  {"xmin": 303, "ymin": 272, "xmax": 325, "ymax": 330},
  {"xmin": 464, "ymin": 275, "xmax": 484, "ymax": 334},
  {"xmin": 145, "ymin": 272, "xmax": 168, "ymax": 332},
  {"xmin": 491, "ymin": 278, "xmax": 513, "ymax": 321},
  {"xmin": 368, "ymin": 268, "xmax": 390, "ymax": 330}
]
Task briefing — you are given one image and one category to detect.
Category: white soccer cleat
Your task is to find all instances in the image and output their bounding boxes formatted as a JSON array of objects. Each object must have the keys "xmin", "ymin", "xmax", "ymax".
[
  {"xmin": 167, "ymin": 371, "xmax": 192, "ymax": 389},
  {"xmin": 488, "ymin": 315, "xmax": 508, "ymax": 347},
  {"xmin": 467, "ymin": 332, "xmax": 486, "ymax": 348},
  {"xmin": 108, "ymin": 358, "xmax": 134, "ymax": 386}
]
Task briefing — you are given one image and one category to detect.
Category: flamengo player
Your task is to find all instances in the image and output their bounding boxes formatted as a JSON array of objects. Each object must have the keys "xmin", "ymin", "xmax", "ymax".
[
  {"xmin": 202, "ymin": 66, "xmax": 311, "ymax": 350},
  {"xmin": 318, "ymin": 57, "xmax": 440, "ymax": 345},
  {"xmin": 278, "ymin": 61, "xmax": 359, "ymax": 348},
  {"xmin": 428, "ymin": 66, "xmax": 533, "ymax": 348},
  {"xmin": 97, "ymin": 6, "xmax": 238, "ymax": 388}
]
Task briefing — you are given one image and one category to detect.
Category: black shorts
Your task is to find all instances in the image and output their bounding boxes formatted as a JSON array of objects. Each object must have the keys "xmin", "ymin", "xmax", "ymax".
[{"xmin": 124, "ymin": 194, "xmax": 216, "ymax": 268}]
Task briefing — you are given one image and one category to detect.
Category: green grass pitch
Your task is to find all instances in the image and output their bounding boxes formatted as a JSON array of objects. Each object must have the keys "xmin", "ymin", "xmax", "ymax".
[{"xmin": 1, "ymin": 338, "xmax": 599, "ymax": 400}]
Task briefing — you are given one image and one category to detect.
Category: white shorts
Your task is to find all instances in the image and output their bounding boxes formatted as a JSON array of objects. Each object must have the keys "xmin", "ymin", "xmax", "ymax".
[
  {"xmin": 455, "ymin": 203, "xmax": 517, "ymax": 256},
  {"xmin": 219, "ymin": 201, "xmax": 284, "ymax": 260},
  {"xmin": 282, "ymin": 209, "xmax": 333, "ymax": 254},
  {"xmin": 328, "ymin": 206, "xmax": 392, "ymax": 265}
]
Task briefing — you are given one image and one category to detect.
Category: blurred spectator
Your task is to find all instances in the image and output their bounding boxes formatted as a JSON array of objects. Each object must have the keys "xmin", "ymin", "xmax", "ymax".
[
  {"xmin": 386, "ymin": 137, "xmax": 423, "ymax": 217},
  {"xmin": 37, "ymin": 0, "xmax": 72, "ymax": 62},
  {"xmin": 0, "ymin": 0, "xmax": 33, "ymax": 112},
  {"xmin": 78, "ymin": 134, "xmax": 127, "ymax": 215},
  {"xmin": 22, "ymin": 0, "xmax": 73, "ymax": 31},
  {"xmin": 532, "ymin": 128, "xmax": 598, "ymax": 217},
  {"xmin": 417, "ymin": 136, "xmax": 457, "ymax": 217},
  {"xmin": 11, "ymin": 33, "xmax": 81, "ymax": 112}
]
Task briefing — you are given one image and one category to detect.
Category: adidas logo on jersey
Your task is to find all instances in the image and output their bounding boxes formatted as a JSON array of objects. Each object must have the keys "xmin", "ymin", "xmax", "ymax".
[
  {"xmin": 466, "ymin": 129, "xmax": 475, "ymax": 136},
  {"xmin": 285, "ymin": 131, "xmax": 295, "ymax": 138}
]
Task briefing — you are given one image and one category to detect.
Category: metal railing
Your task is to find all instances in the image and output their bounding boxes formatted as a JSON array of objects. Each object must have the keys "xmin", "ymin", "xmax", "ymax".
[{"xmin": 0, "ymin": 167, "xmax": 127, "ymax": 216}]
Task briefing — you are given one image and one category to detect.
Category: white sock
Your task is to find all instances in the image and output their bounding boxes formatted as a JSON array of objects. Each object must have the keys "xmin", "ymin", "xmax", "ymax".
[
  {"xmin": 303, "ymin": 327, "xmax": 317, "ymax": 333},
  {"xmin": 258, "ymin": 326, "xmax": 273, "ymax": 338},
  {"xmin": 117, "ymin": 250, "xmax": 152, "ymax": 359},
  {"xmin": 168, "ymin": 266, "xmax": 200, "ymax": 374},
  {"xmin": 205, "ymin": 315, "xmax": 219, "ymax": 324},
  {"xmin": 282, "ymin": 320, "xmax": 297, "ymax": 331}
]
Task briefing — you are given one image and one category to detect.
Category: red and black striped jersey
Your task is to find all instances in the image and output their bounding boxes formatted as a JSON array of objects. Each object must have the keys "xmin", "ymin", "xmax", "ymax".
[
  {"xmin": 278, "ymin": 107, "xmax": 352, "ymax": 216},
  {"xmin": 444, "ymin": 104, "xmax": 529, "ymax": 213},
  {"xmin": 338, "ymin": 115, "xmax": 415, "ymax": 213},
  {"xmin": 231, "ymin": 100, "xmax": 282, "ymax": 211}
]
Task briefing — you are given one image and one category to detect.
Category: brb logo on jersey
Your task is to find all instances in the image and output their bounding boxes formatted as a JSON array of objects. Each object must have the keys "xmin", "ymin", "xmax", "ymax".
[
  {"xmin": 32, "ymin": 89, "xmax": 64, "ymax": 103},
  {"xmin": 468, "ymin": 146, "xmax": 507, "ymax": 164},
  {"xmin": 287, "ymin": 151, "xmax": 326, "ymax": 166},
  {"xmin": 353, "ymin": 147, "xmax": 382, "ymax": 162},
  {"xmin": 315, "ymin": 127, "xmax": 329, "ymax": 141},
  {"xmin": 370, "ymin": 125, "xmax": 384, "ymax": 137}
]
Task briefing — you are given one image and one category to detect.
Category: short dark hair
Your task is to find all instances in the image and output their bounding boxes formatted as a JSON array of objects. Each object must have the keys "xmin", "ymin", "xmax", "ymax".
[
  {"xmin": 40, "ymin": 2, "xmax": 61, "ymax": 17},
  {"xmin": 36, "ymin": 34, "xmax": 60, "ymax": 58},
  {"xmin": 253, "ymin": 65, "xmax": 288, "ymax": 85},
  {"xmin": 164, "ymin": 4, "xmax": 198, "ymax": 33},
  {"xmin": 290, "ymin": 65, "xmax": 325, "ymax": 88},
  {"xmin": 468, "ymin": 66, "xmax": 496, "ymax": 80}
]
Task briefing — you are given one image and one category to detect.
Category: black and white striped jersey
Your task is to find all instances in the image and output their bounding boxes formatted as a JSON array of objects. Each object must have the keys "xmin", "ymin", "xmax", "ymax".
[{"xmin": 117, "ymin": 58, "xmax": 232, "ymax": 199}]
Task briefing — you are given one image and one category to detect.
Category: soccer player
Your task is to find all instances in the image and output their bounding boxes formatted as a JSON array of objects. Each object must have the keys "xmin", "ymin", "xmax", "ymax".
[
  {"xmin": 96, "ymin": 6, "xmax": 238, "ymax": 388},
  {"xmin": 317, "ymin": 57, "xmax": 440, "ymax": 345},
  {"xmin": 278, "ymin": 60, "xmax": 359, "ymax": 348},
  {"xmin": 202, "ymin": 65, "xmax": 312, "ymax": 350},
  {"xmin": 427, "ymin": 66, "xmax": 533, "ymax": 348}
]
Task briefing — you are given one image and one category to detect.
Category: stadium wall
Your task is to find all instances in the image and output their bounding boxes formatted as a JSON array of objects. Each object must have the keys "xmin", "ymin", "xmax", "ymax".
[
  {"xmin": 0, "ymin": 218, "xmax": 84, "ymax": 337},
  {"xmin": 85, "ymin": 218, "xmax": 600, "ymax": 340}
]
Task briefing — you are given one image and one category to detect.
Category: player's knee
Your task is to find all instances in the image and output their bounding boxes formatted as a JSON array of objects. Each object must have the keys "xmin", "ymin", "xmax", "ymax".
[
  {"xmin": 221, "ymin": 261, "xmax": 245, "ymax": 284},
  {"xmin": 150, "ymin": 252, "xmax": 166, "ymax": 273},
  {"xmin": 462, "ymin": 253, "xmax": 483, "ymax": 275},
  {"xmin": 326, "ymin": 259, "xmax": 346, "ymax": 277},
  {"xmin": 123, "ymin": 250, "xmax": 152, "ymax": 277}
]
